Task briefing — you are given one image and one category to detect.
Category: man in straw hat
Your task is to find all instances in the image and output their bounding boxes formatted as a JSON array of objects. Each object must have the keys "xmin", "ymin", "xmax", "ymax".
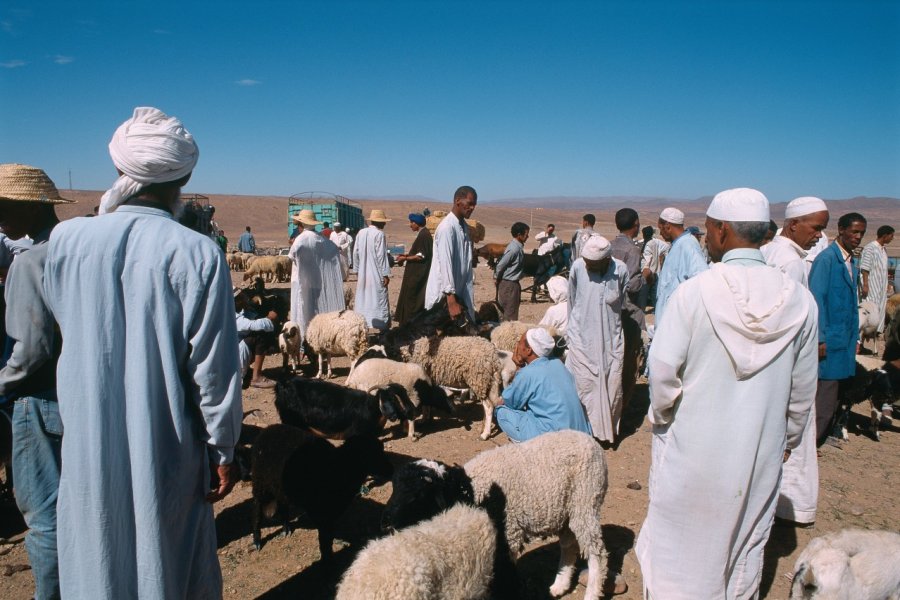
[
  {"xmin": 761, "ymin": 195, "xmax": 829, "ymax": 528},
  {"xmin": 354, "ymin": 209, "xmax": 392, "ymax": 330},
  {"xmin": 288, "ymin": 208, "xmax": 346, "ymax": 356},
  {"xmin": 636, "ymin": 188, "xmax": 818, "ymax": 599},
  {"xmin": 495, "ymin": 328, "xmax": 591, "ymax": 443},
  {"xmin": 425, "ymin": 185, "xmax": 478, "ymax": 323},
  {"xmin": 0, "ymin": 163, "xmax": 73, "ymax": 599},
  {"xmin": 565, "ymin": 234, "xmax": 628, "ymax": 446},
  {"xmin": 42, "ymin": 107, "xmax": 242, "ymax": 599},
  {"xmin": 653, "ymin": 206, "xmax": 708, "ymax": 327}
]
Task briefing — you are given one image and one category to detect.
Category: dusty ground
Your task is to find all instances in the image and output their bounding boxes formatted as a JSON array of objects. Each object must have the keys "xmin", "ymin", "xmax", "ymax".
[{"xmin": 2, "ymin": 196, "xmax": 899, "ymax": 598}]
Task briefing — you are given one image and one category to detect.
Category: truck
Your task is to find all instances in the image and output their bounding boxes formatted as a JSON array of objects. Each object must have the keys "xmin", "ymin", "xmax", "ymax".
[{"xmin": 287, "ymin": 191, "xmax": 364, "ymax": 237}]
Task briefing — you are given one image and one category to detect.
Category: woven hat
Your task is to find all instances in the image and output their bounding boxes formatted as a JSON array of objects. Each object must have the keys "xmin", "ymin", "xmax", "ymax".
[
  {"xmin": 0, "ymin": 163, "xmax": 74, "ymax": 204},
  {"xmin": 292, "ymin": 209, "xmax": 322, "ymax": 226},
  {"xmin": 368, "ymin": 209, "xmax": 391, "ymax": 222}
]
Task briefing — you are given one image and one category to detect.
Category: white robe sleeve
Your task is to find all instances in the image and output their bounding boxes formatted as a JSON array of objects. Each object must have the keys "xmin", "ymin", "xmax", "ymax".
[
  {"xmin": 375, "ymin": 230, "xmax": 390, "ymax": 277},
  {"xmin": 187, "ymin": 252, "xmax": 243, "ymax": 464},
  {"xmin": 647, "ymin": 285, "xmax": 694, "ymax": 425},
  {"xmin": 433, "ymin": 229, "xmax": 456, "ymax": 295},
  {"xmin": 786, "ymin": 299, "xmax": 819, "ymax": 449}
]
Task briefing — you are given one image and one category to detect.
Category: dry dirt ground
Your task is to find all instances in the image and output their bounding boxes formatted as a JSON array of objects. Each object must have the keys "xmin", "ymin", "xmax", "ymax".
[{"xmin": 2, "ymin": 194, "xmax": 899, "ymax": 598}]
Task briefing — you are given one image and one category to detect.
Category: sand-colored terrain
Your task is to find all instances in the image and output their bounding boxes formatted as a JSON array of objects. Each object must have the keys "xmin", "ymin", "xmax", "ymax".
[{"xmin": 1, "ymin": 192, "xmax": 899, "ymax": 599}]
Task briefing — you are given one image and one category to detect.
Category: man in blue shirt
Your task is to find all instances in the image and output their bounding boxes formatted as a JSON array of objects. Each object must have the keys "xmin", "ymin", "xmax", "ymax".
[
  {"xmin": 238, "ymin": 226, "xmax": 256, "ymax": 253},
  {"xmin": 654, "ymin": 207, "xmax": 709, "ymax": 327},
  {"xmin": 495, "ymin": 328, "xmax": 592, "ymax": 443},
  {"xmin": 495, "ymin": 221, "xmax": 529, "ymax": 321}
]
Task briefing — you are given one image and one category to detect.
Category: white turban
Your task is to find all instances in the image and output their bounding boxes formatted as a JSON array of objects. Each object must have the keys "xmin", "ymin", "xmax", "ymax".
[
  {"xmin": 706, "ymin": 187, "xmax": 770, "ymax": 222},
  {"xmin": 546, "ymin": 275, "xmax": 568, "ymax": 304},
  {"xmin": 582, "ymin": 235, "xmax": 611, "ymax": 260},
  {"xmin": 659, "ymin": 207, "xmax": 684, "ymax": 225},
  {"xmin": 525, "ymin": 328, "xmax": 555, "ymax": 358},
  {"xmin": 785, "ymin": 196, "xmax": 828, "ymax": 219},
  {"xmin": 100, "ymin": 107, "xmax": 199, "ymax": 214}
]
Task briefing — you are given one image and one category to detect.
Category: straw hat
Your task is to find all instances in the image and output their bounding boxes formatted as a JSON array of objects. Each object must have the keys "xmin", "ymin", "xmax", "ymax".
[
  {"xmin": 0, "ymin": 163, "xmax": 74, "ymax": 204},
  {"xmin": 368, "ymin": 209, "xmax": 391, "ymax": 223},
  {"xmin": 292, "ymin": 209, "xmax": 322, "ymax": 226}
]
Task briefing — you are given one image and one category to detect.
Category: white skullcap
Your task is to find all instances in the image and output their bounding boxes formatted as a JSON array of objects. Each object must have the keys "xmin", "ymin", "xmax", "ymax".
[
  {"xmin": 706, "ymin": 187, "xmax": 770, "ymax": 222},
  {"xmin": 100, "ymin": 107, "xmax": 199, "ymax": 214},
  {"xmin": 785, "ymin": 196, "xmax": 828, "ymax": 219},
  {"xmin": 659, "ymin": 207, "xmax": 684, "ymax": 225},
  {"xmin": 546, "ymin": 275, "xmax": 568, "ymax": 304},
  {"xmin": 525, "ymin": 328, "xmax": 555, "ymax": 358},
  {"xmin": 581, "ymin": 235, "xmax": 612, "ymax": 260},
  {"xmin": 333, "ymin": 221, "xmax": 341, "ymax": 227}
]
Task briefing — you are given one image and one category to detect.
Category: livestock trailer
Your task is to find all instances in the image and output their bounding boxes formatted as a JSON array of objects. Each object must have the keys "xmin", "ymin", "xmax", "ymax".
[{"xmin": 288, "ymin": 191, "xmax": 364, "ymax": 237}]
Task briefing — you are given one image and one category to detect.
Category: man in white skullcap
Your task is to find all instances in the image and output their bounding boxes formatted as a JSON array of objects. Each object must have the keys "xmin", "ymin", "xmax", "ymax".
[
  {"xmin": 42, "ymin": 107, "xmax": 242, "ymax": 599},
  {"xmin": 354, "ymin": 209, "xmax": 393, "ymax": 330},
  {"xmin": 494, "ymin": 328, "xmax": 592, "ymax": 443},
  {"xmin": 289, "ymin": 209, "xmax": 346, "ymax": 375},
  {"xmin": 653, "ymin": 206, "xmax": 708, "ymax": 326},
  {"xmin": 565, "ymin": 235, "xmax": 629, "ymax": 446},
  {"xmin": 329, "ymin": 221, "xmax": 352, "ymax": 275},
  {"xmin": 636, "ymin": 188, "xmax": 818, "ymax": 600},
  {"xmin": 759, "ymin": 196, "xmax": 829, "ymax": 528}
]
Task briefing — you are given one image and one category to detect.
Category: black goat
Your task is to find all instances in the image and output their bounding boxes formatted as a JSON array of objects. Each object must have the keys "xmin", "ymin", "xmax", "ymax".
[
  {"xmin": 522, "ymin": 244, "xmax": 567, "ymax": 303},
  {"xmin": 251, "ymin": 424, "xmax": 393, "ymax": 560},
  {"xmin": 834, "ymin": 362, "xmax": 895, "ymax": 441},
  {"xmin": 275, "ymin": 377, "xmax": 418, "ymax": 440}
]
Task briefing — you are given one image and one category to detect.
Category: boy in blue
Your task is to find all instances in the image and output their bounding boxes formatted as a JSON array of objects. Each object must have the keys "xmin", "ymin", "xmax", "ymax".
[{"xmin": 495, "ymin": 328, "xmax": 592, "ymax": 442}]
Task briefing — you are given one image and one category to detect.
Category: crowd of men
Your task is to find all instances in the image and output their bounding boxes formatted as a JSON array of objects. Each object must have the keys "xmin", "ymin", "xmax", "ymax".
[{"xmin": 0, "ymin": 105, "xmax": 895, "ymax": 599}]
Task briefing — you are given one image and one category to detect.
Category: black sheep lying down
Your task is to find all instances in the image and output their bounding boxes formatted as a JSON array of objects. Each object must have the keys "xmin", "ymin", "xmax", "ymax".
[
  {"xmin": 251, "ymin": 424, "xmax": 394, "ymax": 559},
  {"xmin": 275, "ymin": 377, "xmax": 418, "ymax": 440}
]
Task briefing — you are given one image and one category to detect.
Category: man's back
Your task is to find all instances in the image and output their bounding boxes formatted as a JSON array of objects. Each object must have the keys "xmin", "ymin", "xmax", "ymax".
[
  {"xmin": 44, "ymin": 205, "xmax": 241, "ymax": 599},
  {"xmin": 654, "ymin": 232, "xmax": 708, "ymax": 325}
]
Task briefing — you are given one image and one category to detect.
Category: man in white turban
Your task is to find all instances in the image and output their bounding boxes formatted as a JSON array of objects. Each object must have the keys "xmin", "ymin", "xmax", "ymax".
[
  {"xmin": 43, "ymin": 107, "xmax": 242, "ymax": 599},
  {"xmin": 762, "ymin": 196, "xmax": 829, "ymax": 528},
  {"xmin": 494, "ymin": 328, "xmax": 592, "ymax": 443},
  {"xmin": 565, "ymin": 235, "xmax": 629, "ymax": 445},
  {"xmin": 654, "ymin": 206, "xmax": 708, "ymax": 326},
  {"xmin": 636, "ymin": 188, "xmax": 818, "ymax": 599}
]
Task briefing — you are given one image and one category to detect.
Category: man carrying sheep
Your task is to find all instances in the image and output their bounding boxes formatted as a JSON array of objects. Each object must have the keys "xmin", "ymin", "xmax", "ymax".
[
  {"xmin": 425, "ymin": 186, "xmax": 478, "ymax": 323},
  {"xmin": 566, "ymin": 235, "xmax": 628, "ymax": 447},
  {"xmin": 354, "ymin": 209, "xmax": 392, "ymax": 330},
  {"xmin": 42, "ymin": 107, "xmax": 243, "ymax": 599},
  {"xmin": 860, "ymin": 224, "xmax": 894, "ymax": 337},
  {"xmin": 636, "ymin": 188, "xmax": 819, "ymax": 600},
  {"xmin": 495, "ymin": 329, "xmax": 592, "ymax": 443},
  {"xmin": 762, "ymin": 195, "xmax": 829, "ymax": 528},
  {"xmin": 289, "ymin": 209, "xmax": 346, "ymax": 355}
]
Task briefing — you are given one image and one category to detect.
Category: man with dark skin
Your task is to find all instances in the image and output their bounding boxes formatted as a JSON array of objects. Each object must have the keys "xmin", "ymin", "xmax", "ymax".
[{"xmin": 425, "ymin": 186, "xmax": 478, "ymax": 323}]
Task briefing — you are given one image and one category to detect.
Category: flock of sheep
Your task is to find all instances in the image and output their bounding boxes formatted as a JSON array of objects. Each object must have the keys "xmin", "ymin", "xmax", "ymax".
[{"xmin": 231, "ymin": 270, "xmax": 900, "ymax": 598}]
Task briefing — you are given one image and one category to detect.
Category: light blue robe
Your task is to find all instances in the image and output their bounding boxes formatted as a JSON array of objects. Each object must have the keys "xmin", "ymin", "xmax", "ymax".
[
  {"xmin": 654, "ymin": 231, "xmax": 708, "ymax": 326},
  {"xmin": 353, "ymin": 225, "xmax": 391, "ymax": 330},
  {"xmin": 496, "ymin": 357, "xmax": 592, "ymax": 442},
  {"xmin": 43, "ymin": 205, "xmax": 243, "ymax": 600}
]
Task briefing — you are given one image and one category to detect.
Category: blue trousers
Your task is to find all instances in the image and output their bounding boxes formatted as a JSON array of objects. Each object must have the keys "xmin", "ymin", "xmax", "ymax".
[
  {"xmin": 12, "ymin": 391, "xmax": 62, "ymax": 600},
  {"xmin": 495, "ymin": 406, "xmax": 545, "ymax": 443}
]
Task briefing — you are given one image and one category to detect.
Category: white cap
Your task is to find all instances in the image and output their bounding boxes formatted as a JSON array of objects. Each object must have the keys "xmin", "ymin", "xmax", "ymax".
[
  {"xmin": 525, "ymin": 328, "xmax": 555, "ymax": 358},
  {"xmin": 546, "ymin": 275, "xmax": 568, "ymax": 304},
  {"xmin": 707, "ymin": 187, "xmax": 770, "ymax": 222},
  {"xmin": 582, "ymin": 235, "xmax": 612, "ymax": 260},
  {"xmin": 333, "ymin": 221, "xmax": 341, "ymax": 227},
  {"xmin": 659, "ymin": 207, "xmax": 684, "ymax": 225},
  {"xmin": 784, "ymin": 196, "xmax": 828, "ymax": 219}
]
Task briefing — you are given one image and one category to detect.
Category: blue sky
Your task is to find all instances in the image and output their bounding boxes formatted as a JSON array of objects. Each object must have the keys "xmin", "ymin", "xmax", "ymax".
[{"xmin": 1, "ymin": 0, "xmax": 898, "ymax": 203}]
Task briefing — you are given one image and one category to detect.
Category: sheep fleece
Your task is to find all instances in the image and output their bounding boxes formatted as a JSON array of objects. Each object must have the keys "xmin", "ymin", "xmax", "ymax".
[
  {"xmin": 336, "ymin": 504, "xmax": 496, "ymax": 600},
  {"xmin": 403, "ymin": 336, "xmax": 501, "ymax": 405},
  {"xmin": 489, "ymin": 321, "xmax": 557, "ymax": 352}
]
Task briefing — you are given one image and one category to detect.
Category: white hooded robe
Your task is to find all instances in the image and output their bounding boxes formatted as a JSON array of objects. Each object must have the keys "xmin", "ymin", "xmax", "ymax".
[
  {"xmin": 289, "ymin": 229, "xmax": 346, "ymax": 345},
  {"xmin": 353, "ymin": 225, "xmax": 391, "ymax": 330}
]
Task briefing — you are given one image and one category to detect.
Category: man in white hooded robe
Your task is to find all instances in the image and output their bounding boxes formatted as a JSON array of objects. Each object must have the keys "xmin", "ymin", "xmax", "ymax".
[
  {"xmin": 42, "ymin": 107, "xmax": 242, "ymax": 599},
  {"xmin": 565, "ymin": 235, "xmax": 628, "ymax": 444},
  {"xmin": 289, "ymin": 209, "xmax": 346, "ymax": 350},
  {"xmin": 636, "ymin": 188, "xmax": 818, "ymax": 600},
  {"xmin": 354, "ymin": 210, "xmax": 392, "ymax": 330}
]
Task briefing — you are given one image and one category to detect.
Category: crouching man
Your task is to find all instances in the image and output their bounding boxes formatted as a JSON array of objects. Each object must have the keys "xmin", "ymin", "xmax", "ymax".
[
  {"xmin": 495, "ymin": 328, "xmax": 592, "ymax": 443},
  {"xmin": 234, "ymin": 289, "xmax": 278, "ymax": 388}
]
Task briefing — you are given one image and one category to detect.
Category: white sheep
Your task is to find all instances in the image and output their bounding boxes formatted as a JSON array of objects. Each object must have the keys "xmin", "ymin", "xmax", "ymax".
[
  {"xmin": 790, "ymin": 528, "xmax": 900, "ymax": 599},
  {"xmin": 384, "ymin": 430, "xmax": 610, "ymax": 600},
  {"xmin": 859, "ymin": 301, "xmax": 880, "ymax": 354},
  {"xmin": 243, "ymin": 256, "xmax": 279, "ymax": 283},
  {"xmin": 278, "ymin": 320, "xmax": 302, "ymax": 372},
  {"xmin": 346, "ymin": 350, "xmax": 454, "ymax": 440},
  {"xmin": 489, "ymin": 320, "xmax": 557, "ymax": 353},
  {"xmin": 305, "ymin": 310, "xmax": 368, "ymax": 379},
  {"xmin": 398, "ymin": 335, "xmax": 503, "ymax": 440},
  {"xmin": 336, "ymin": 504, "xmax": 498, "ymax": 600},
  {"xmin": 274, "ymin": 255, "xmax": 292, "ymax": 282},
  {"xmin": 227, "ymin": 252, "xmax": 243, "ymax": 271}
]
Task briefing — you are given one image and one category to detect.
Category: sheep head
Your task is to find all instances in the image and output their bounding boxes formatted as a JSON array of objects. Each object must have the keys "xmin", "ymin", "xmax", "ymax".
[
  {"xmin": 371, "ymin": 384, "xmax": 419, "ymax": 423},
  {"xmin": 381, "ymin": 459, "xmax": 474, "ymax": 532}
]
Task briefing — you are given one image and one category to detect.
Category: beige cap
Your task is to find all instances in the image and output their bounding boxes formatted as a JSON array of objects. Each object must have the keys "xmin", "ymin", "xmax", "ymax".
[
  {"xmin": 292, "ymin": 209, "xmax": 322, "ymax": 226},
  {"xmin": 368, "ymin": 209, "xmax": 391, "ymax": 222},
  {"xmin": 0, "ymin": 163, "xmax": 74, "ymax": 204}
]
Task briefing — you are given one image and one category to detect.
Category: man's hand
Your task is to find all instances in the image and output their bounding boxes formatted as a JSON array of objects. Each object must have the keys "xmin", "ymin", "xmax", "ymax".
[
  {"xmin": 783, "ymin": 449, "xmax": 792, "ymax": 463},
  {"xmin": 206, "ymin": 462, "xmax": 237, "ymax": 503},
  {"xmin": 382, "ymin": 276, "xmax": 390, "ymax": 288},
  {"xmin": 861, "ymin": 281, "xmax": 869, "ymax": 297},
  {"xmin": 267, "ymin": 310, "xmax": 278, "ymax": 321},
  {"xmin": 818, "ymin": 342, "xmax": 826, "ymax": 360},
  {"xmin": 446, "ymin": 294, "xmax": 462, "ymax": 320}
]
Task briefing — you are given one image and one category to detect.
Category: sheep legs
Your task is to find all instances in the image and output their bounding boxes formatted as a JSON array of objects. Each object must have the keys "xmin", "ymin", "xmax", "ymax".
[
  {"xmin": 549, "ymin": 527, "xmax": 579, "ymax": 597},
  {"xmin": 583, "ymin": 548, "xmax": 609, "ymax": 600},
  {"xmin": 315, "ymin": 355, "xmax": 334, "ymax": 379},
  {"xmin": 479, "ymin": 398, "xmax": 494, "ymax": 440}
]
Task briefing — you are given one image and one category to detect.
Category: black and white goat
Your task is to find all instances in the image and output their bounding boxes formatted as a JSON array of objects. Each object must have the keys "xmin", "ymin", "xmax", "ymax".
[
  {"xmin": 275, "ymin": 377, "xmax": 419, "ymax": 440},
  {"xmin": 251, "ymin": 423, "xmax": 393, "ymax": 559},
  {"xmin": 835, "ymin": 358, "xmax": 897, "ymax": 441}
]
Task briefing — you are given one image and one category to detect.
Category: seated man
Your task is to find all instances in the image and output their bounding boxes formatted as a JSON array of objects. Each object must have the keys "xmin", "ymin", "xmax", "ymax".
[
  {"xmin": 495, "ymin": 328, "xmax": 592, "ymax": 443},
  {"xmin": 234, "ymin": 289, "xmax": 278, "ymax": 388}
]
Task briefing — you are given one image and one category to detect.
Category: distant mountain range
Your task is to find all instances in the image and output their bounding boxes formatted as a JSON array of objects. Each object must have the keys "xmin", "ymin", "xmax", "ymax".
[{"xmin": 489, "ymin": 195, "xmax": 900, "ymax": 209}]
